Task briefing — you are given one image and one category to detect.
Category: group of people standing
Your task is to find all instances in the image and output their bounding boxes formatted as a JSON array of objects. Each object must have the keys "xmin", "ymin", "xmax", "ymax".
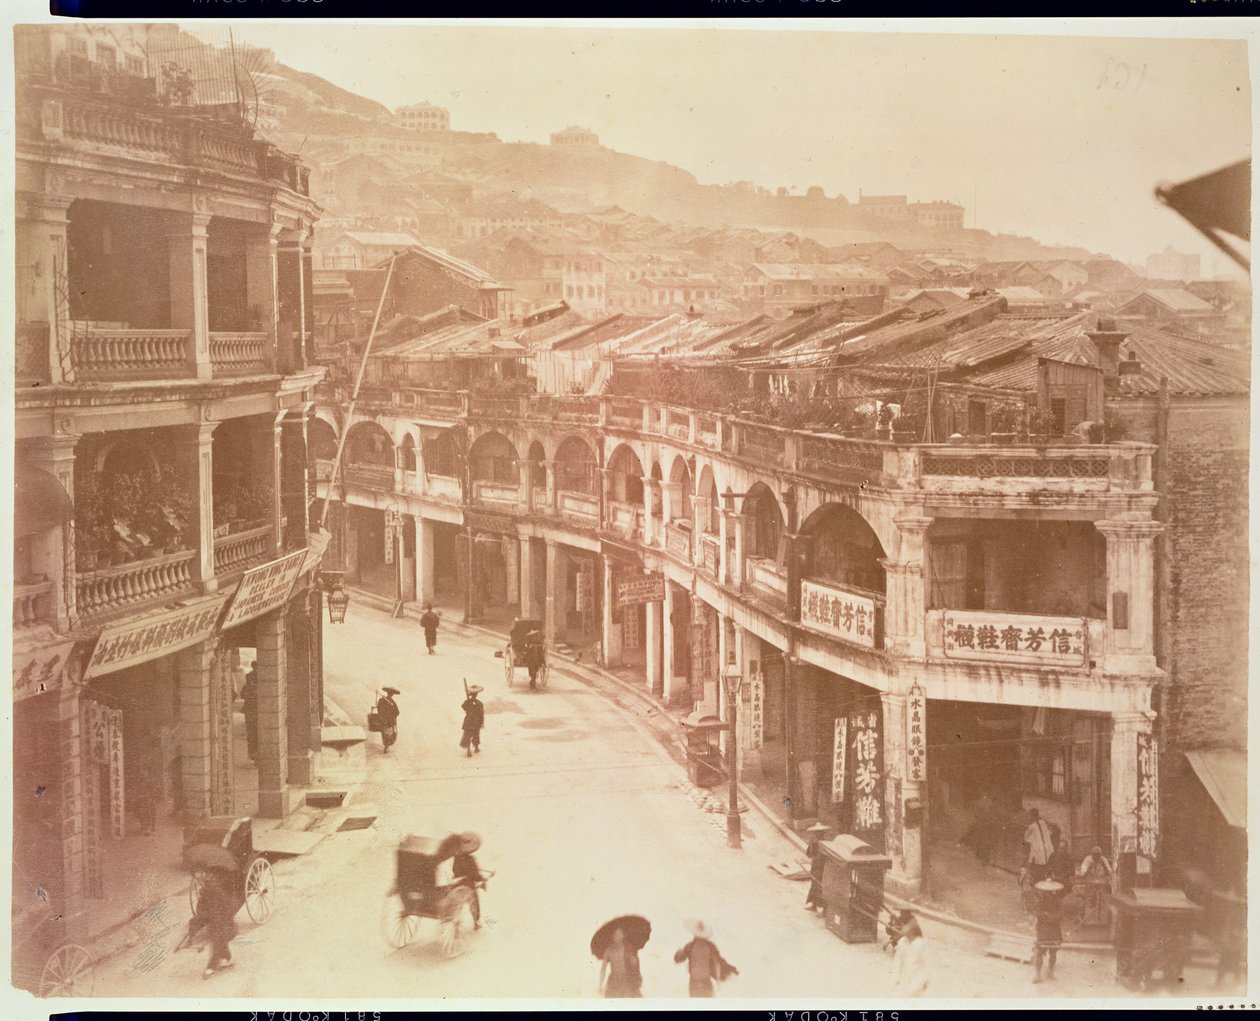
[{"xmin": 597, "ymin": 918, "xmax": 738, "ymax": 999}]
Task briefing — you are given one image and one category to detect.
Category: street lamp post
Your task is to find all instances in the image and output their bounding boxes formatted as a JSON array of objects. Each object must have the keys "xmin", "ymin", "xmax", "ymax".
[{"xmin": 724, "ymin": 664, "xmax": 744, "ymax": 849}]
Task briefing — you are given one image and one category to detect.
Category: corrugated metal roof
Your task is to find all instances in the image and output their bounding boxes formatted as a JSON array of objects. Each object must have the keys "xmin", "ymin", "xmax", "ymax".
[{"xmin": 1120, "ymin": 289, "xmax": 1218, "ymax": 314}]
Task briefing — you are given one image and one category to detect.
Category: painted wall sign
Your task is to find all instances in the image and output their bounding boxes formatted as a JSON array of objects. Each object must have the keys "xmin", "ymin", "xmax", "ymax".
[
  {"xmin": 13, "ymin": 638, "xmax": 80, "ymax": 701},
  {"xmin": 801, "ymin": 579, "xmax": 878, "ymax": 649},
  {"xmin": 849, "ymin": 709, "xmax": 883, "ymax": 844},
  {"xmin": 221, "ymin": 549, "xmax": 307, "ymax": 630},
  {"xmin": 907, "ymin": 683, "xmax": 927, "ymax": 783},
  {"xmin": 615, "ymin": 572, "xmax": 665, "ymax": 609},
  {"xmin": 749, "ymin": 668, "xmax": 765, "ymax": 752},
  {"xmin": 942, "ymin": 610, "xmax": 1087, "ymax": 666},
  {"xmin": 84, "ymin": 595, "xmax": 229, "ymax": 680}
]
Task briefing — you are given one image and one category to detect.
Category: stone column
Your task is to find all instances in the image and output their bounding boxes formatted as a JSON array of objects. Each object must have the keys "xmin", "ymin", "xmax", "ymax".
[
  {"xmin": 661, "ymin": 584, "xmax": 678, "ymax": 704},
  {"xmin": 640, "ymin": 476, "xmax": 657, "ymax": 546},
  {"xmin": 1096, "ymin": 520, "xmax": 1163, "ymax": 669},
  {"xmin": 601, "ymin": 556, "xmax": 616, "ymax": 668},
  {"xmin": 56, "ymin": 683, "xmax": 85, "ymax": 923},
  {"xmin": 175, "ymin": 423, "xmax": 217, "ymax": 590},
  {"xmin": 286, "ymin": 590, "xmax": 314, "ymax": 787},
  {"xmin": 255, "ymin": 608, "xmax": 290, "ymax": 819},
  {"xmin": 281, "ymin": 409, "xmax": 309, "ymax": 552},
  {"xmin": 249, "ymin": 414, "xmax": 285, "ymax": 557},
  {"xmin": 519, "ymin": 535, "xmax": 537, "ymax": 618},
  {"xmin": 177, "ymin": 641, "xmax": 215, "ymax": 819},
  {"xmin": 415, "ymin": 517, "xmax": 435, "ymax": 607},
  {"xmin": 543, "ymin": 460, "xmax": 558, "ymax": 514},
  {"xmin": 645, "ymin": 593, "xmax": 663, "ymax": 696},
  {"xmin": 276, "ymin": 228, "xmax": 307, "ymax": 374},
  {"xmin": 600, "ymin": 466, "xmax": 614, "ymax": 532},
  {"xmin": 516, "ymin": 460, "xmax": 531, "ymax": 514},
  {"xmin": 882, "ymin": 514, "xmax": 933, "ymax": 658},
  {"xmin": 660, "ymin": 481, "xmax": 680, "ymax": 530},
  {"xmin": 730, "ymin": 510, "xmax": 746, "ymax": 588},
  {"xmin": 28, "ymin": 435, "xmax": 77, "ymax": 628},
  {"xmin": 167, "ymin": 211, "xmax": 212, "ymax": 380},
  {"xmin": 504, "ymin": 536, "xmax": 520, "ymax": 607},
  {"xmin": 18, "ymin": 194, "xmax": 72, "ymax": 384},
  {"xmin": 244, "ymin": 224, "xmax": 281, "ymax": 369},
  {"xmin": 881, "ymin": 691, "xmax": 924, "ymax": 896},
  {"xmin": 544, "ymin": 540, "xmax": 559, "ymax": 644},
  {"xmin": 1110, "ymin": 711, "xmax": 1155, "ymax": 859}
]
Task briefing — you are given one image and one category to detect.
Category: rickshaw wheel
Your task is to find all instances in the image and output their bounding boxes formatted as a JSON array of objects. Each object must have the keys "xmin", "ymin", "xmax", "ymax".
[
  {"xmin": 504, "ymin": 648, "xmax": 515, "ymax": 687},
  {"xmin": 439, "ymin": 891, "xmax": 473, "ymax": 959},
  {"xmin": 244, "ymin": 857, "xmax": 276, "ymax": 923},
  {"xmin": 381, "ymin": 893, "xmax": 421, "ymax": 949},
  {"xmin": 39, "ymin": 944, "xmax": 93, "ymax": 997},
  {"xmin": 538, "ymin": 662, "xmax": 549, "ymax": 689},
  {"xmin": 189, "ymin": 871, "xmax": 207, "ymax": 916}
]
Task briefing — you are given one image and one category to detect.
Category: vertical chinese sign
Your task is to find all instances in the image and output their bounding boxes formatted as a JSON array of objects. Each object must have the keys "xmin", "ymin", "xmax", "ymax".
[
  {"xmin": 1136, "ymin": 732, "xmax": 1159, "ymax": 859},
  {"xmin": 907, "ymin": 683, "xmax": 927, "ymax": 783},
  {"xmin": 831, "ymin": 716, "xmax": 847, "ymax": 804},
  {"xmin": 849, "ymin": 709, "xmax": 883, "ymax": 848},
  {"xmin": 107, "ymin": 707, "xmax": 126, "ymax": 839},
  {"xmin": 748, "ymin": 666, "xmax": 764, "ymax": 752},
  {"xmin": 210, "ymin": 648, "xmax": 234, "ymax": 816},
  {"xmin": 81, "ymin": 700, "xmax": 107, "ymax": 898}
]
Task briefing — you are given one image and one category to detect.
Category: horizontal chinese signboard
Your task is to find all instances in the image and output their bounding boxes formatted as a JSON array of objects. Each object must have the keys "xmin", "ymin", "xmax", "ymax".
[
  {"xmin": 13, "ymin": 637, "xmax": 81, "ymax": 702},
  {"xmin": 800, "ymin": 579, "xmax": 878, "ymax": 650},
  {"xmin": 465, "ymin": 510, "xmax": 516, "ymax": 535},
  {"xmin": 616, "ymin": 572, "xmax": 665, "ymax": 609},
  {"xmin": 84, "ymin": 595, "xmax": 229, "ymax": 680},
  {"xmin": 942, "ymin": 610, "xmax": 1087, "ymax": 666},
  {"xmin": 221, "ymin": 549, "xmax": 308, "ymax": 631},
  {"xmin": 665, "ymin": 524, "xmax": 692, "ymax": 562}
]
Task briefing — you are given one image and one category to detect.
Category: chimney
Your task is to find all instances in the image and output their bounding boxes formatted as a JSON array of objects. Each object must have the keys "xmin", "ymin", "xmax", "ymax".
[{"xmin": 1086, "ymin": 316, "xmax": 1128, "ymax": 379}]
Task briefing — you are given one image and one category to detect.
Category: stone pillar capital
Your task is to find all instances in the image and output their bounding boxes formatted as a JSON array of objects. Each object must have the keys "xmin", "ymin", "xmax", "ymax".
[
  {"xmin": 1096, "ymin": 519, "xmax": 1165, "ymax": 540},
  {"xmin": 168, "ymin": 210, "xmax": 212, "ymax": 239},
  {"xmin": 23, "ymin": 192, "xmax": 73, "ymax": 221},
  {"xmin": 893, "ymin": 513, "xmax": 935, "ymax": 534}
]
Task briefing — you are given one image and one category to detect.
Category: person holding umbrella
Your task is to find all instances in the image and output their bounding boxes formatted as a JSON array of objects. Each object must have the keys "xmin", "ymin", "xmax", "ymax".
[
  {"xmin": 460, "ymin": 682, "xmax": 485, "ymax": 757},
  {"xmin": 591, "ymin": 916, "xmax": 649, "ymax": 997},
  {"xmin": 183, "ymin": 846, "xmax": 241, "ymax": 980},
  {"xmin": 804, "ymin": 821, "xmax": 830, "ymax": 912},
  {"xmin": 674, "ymin": 919, "xmax": 738, "ymax": 997},
  {"xmin": 420, "ymin": 606, "xmax": 441, "ymax": 655},
  {"xmin": 376, "ymin": 687, "xmax": 401, "ymax": 753}
]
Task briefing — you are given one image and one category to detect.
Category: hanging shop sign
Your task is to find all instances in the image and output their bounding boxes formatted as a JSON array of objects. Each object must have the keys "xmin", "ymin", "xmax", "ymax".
[
  {"xmin": 907, "ymin": 683, "xmax": 927, "ymax": 783},
  {"xmin": 831, "ymin": 716, "xmax": 847, "ymax": 804},
  {"xmin": 575, "ymin": 562, "xmax": 592, "ymax": 613},
  {"xmin": 82, "ymin": 752, "xmax": 103, "ymax": 898},
  {"xmin": 800, "ymin": 579, "xmax": 878, "ymax": 650},
  {"xmin": 666, "ymin": 523, "xmax": 692, "ymax": 561},
  {"xmin": 464, "ymin": 510, "xmax": 516, "ymax": 535},
  {"xmin": 1136, "ymin": 732, "xmax": 1159, "ymax": 860},
  {"xmin": 108, "ymin": 707, "xmax": 125, "ymax": 839},
  {"xmin": 211, "ymin": 649, "xmax": 234, "ymax": 816},
  {"xmin": 13, "ymin": 637, "xmax": 81, "ymax": 701},
  {"xmin": 84, "ymin": 595, "xmax": 229, "ymax": 680},
  {"xmin": 942, "ymin": 610, "xmax": 1087, "ymax": 667},
  {"xmin": 848, "ymin": 709, "xmax": 883, "ymax": 844},
  {"xmin": 84, "ymin": 699, "xmax": 110, "ymax": 765},
  {"xmin": 615, "ymin": 572, "xmax": 665, "ymax": 609},
  {"xmin": 749, "ymin": 666, "xmax": 765, "ymax": 752},
  {"xmin": 221, "ymin": 549, "xmax": 307, "ymax": 630}
]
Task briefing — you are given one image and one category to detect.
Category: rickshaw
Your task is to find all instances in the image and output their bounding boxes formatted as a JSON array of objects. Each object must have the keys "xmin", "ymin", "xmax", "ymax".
[
  {"xmin": 381, "ymin": 834, "xmax": 491, "ymax": 959},
  {"xmin": 12, "ymin": 896, "xmax": 94, "ymax": 997},
  {"xmin": 500, "ymin": 617, "xmax": 548, "ymax": 689},
  {"xmin": 182, "ymin": 816, "xmax": 277, "ymax": 925}
]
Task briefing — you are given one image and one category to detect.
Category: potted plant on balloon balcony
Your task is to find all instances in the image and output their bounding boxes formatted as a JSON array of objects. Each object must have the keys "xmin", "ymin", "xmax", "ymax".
[
  {"xmin": 875, "ymin": 403, "xmax": 896, "ymax": 440},
  {"xmin": 893, "ymin": 410, "xmax": 926, "ymax": 445},
  {"xmin": 989, "ymin": 404, "xmax": 1020, "ymax": 444},
  {"xmin": 1026, "ymin": 408, "xmax": 1059, "ymax": 446}
]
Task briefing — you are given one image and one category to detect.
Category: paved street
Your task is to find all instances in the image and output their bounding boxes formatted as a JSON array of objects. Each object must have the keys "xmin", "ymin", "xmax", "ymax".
[{"xmin": 90, "ymin": 603, "xmax": 1147, "ymax": 1001}]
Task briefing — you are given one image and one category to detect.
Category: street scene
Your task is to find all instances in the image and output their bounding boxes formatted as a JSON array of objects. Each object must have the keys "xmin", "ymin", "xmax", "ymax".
[{"xmin": 9, "ymin": 17, "xmax": 1252, "ymax": 1009}]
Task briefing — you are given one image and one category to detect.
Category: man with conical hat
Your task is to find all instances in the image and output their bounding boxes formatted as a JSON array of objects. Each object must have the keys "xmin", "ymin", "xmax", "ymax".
[
  {"xmin": 451, "ymin": 832, "xmax": 486, "ymax": 929},
  {"xmin": 1032, "ymin": 879, "xmax": 1065, "ymax": 983},
  {"xmin": 460, "ymin": 686, "xmax": 485, "ymax": 757},
  {"xmin": 674, "ymin": 919, "xmax": 738, "ymax": 997},
  {"xmin": 804, "ymin": 822, "xmax": 830, "ymax": 912}
]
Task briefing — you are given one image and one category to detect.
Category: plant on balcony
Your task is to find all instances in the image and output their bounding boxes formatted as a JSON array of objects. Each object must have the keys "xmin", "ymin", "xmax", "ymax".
[
  {"xmin": 1104, "ymin": 408, "xmax": 1128, "ymax": 443},
  {"xmin": 1026, "ymin": 407, "xmax": 1059, "ymax": 443},
  {"xmin": 214, "ymin": 477, "xmax": 274, "ymax": 533},
  {"xmin": 989, "ymin": 403, "xmax": 1021, "ymax": 442},
  {"xmin": 893, "ymin": 410, "xmax": 926, "ymax": 443},
  {"xmin": 842, "ymin": 407, "xmax": 875, "ymax": 438}
]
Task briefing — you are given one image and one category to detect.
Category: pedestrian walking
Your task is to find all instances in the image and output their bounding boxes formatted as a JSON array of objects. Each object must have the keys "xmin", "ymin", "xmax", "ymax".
[
  {"xmin": 420, "ymin": 606, "xmax": 440, "ymax": 655},
  {"xmin": 241, "ymin": 663, "xmax": 258, "ymax": 763},
  {"xmin": 804, "ymin": 822, "xmax": 830, "ymax": 912},
  {"xmin": 1032, "ymin": 879, "xmax": 1064, "ymax": 983},
  {"xmin": 959, "ymin": 793, "xmax": 999, "ymax": 866},
  {"xmin": 524, "ymin": 638, "xmax": 545, "ymax": 690},
  {"xmin": 1047, "ymin": 826, "xmax": 1074, "ymax": 887},
  {"xmin": 1022, "ymin": 808, "xmax": 1055, "ymax": 884},
  {"xmin": 892, "ymin": 913, "xmax": 929, "ymax": 996},
  {"xmin": 460, "ymin": 684, "xmax": 485, "ymax": 757},
  {"xmin": 450, "ymin": 832, "xmax": 486, "ymax": 930},
  {"xmin": 598, "ymin": 924, "xmax": 644, "ymax": 997},
  {"xmin": 673, "ymin": 919, "xmax": 738, "ymax": 997},
  {"xmin": 189, "ymin": 869, "xmax": 238, "ymax": 979},
  {"xmin": 375, "ymin": 687, "xmax": 400, "ymax": 753}
]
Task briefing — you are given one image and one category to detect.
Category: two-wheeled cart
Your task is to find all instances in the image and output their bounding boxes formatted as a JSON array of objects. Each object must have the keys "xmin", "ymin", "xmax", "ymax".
[
  {"xmin": 381, "ymin": 834, "xmax": 491, "ymax": 959},
  {"xmin": 502, "ymin": 618, "xmax": 548, "ymax": 689}
]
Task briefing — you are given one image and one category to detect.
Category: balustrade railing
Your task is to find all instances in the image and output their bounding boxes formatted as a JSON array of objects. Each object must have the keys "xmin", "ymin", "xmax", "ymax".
[
  {"xmin": 919, "ymin": 447, "xmax": 1113, "ymax": 480},
  {"xmin": 665, "ymin": 521, "xmax": 693, "ymax": 562},
  {"xmin": 70, "ymin": 329, "xmax": 191, "ymax": 380},
  {"xmin": 666, "ymin": 408, "xmax": 691, "ymax": 440},
  {"xmin": 14, "ymin": 578, "xmax": 53, "ymax": 627},
  {"xmin": 213, "ymin": 524, "xmax": 274, "ymax": 576},
  {"xmin": 739, "ymin": 422, "xmax": 787, "ymax": 461},
  {"xmin": 344, "ymin": 463, "xmax": 395, "ymax": 490},
  {"xmin": 473, "ymin": 480, "xmax": 521, "ymax": 506},
  {"xmin": 75, "ymin": 550, "xmax": 196, "ymax": 619},
  {"xmin": 552, "ymin": 396, "xmax": 600, "ymax": 423},
  {"xmin": 798, "ymin": 433, "xmax": 887, "ymax": 477},
  {"xmin": 607, "ymin": 500, "xmax": 644, "ymax": 541},
  {"xmin": 209, "ymin": 332, "xmax": 270, "ymax": 375},
  {"xmin": 558, "ymin": 490, "xmax": 599, "ymax": 523},
  {"xmin": 426, "ymin": 474, "xmax": 462, "ymax": 500},
  {"xmin": 608, "ymin": 399, "xmax": 642, "ymax": 427},
  {"xmin": 699, "ymin": 533, "xmax": 721, "ymax": 577},
  {"xmin": 469, "ymin": 395, "xmax": 523, "ymax": 419}
]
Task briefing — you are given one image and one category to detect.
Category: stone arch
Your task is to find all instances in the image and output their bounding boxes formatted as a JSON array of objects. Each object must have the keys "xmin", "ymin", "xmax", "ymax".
[
  {"xmin": 697, "ymin": 463, "xmax": 720, "ymax": 534},
  {"xmin": 399, "ymin": 433, "xmax": 418, "ymax": 472},
  {"xmin": 555, "ymin": 434, "xmax": 597, "ymax": 495},
  {"xmin": 345, "ymin": 421, "xmax": 394, "ymax": 467},
  {"xmin": 607, "ymin": 443, "xmax": 645, "ymax": 504},
  {"xmin": 742, "ymin": 480, "xmax": 785, "ymax": 561},
  {"xmin": 668, "ymin": 454, "xmax": 693, "ymax": 522},
  {"xmin": 314, "ymin": 408, "xmax": 341, "ymax": 443},
  {"xmin": 309, "ymin": 418, "xmax": 338, "ymax": 461},
  {"xmin": 424, "ymin": 430, "xmax": 457, "ymax": 476},
  {"xmin": 94, "ymin": 438, "xmax": 161, "ymax": 478},
  {"xmin": 800, "ymin": 502, "xmax": 887, "ymax": 594},
  {"xmin": 468, "ymin": 431, "xmax": 518, "ymax": 483},
  {"xmin": 525, "ymin": 439, "xmax": 547, "ymax": 491}
]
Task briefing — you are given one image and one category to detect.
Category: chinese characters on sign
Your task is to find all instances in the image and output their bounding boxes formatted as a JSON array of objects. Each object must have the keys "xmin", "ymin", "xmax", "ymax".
[
  {"xmin": 801, "ymin": 579, "xmax": 878, "ymax": 650},
  {"xmin": 907, "ymin": 683, "xmax": 927, "ymax": 783},
  {"xmin": 108, "ymin": 707, "xmax": 125, "ymax": 839},
  {"xmin": 80, "ymin": 699, "xmax": 106, "ymax": 898},
  {"xmin": 831, "ymin": 716, "xmax": 847, "ymax": 803},
  {"xmin": 13, "ymin": 638, "xmax": 79, "ymax": 701},
  {"xmin": 849, "ymin": 710, "xmax": 883, "ymax": 841},
  {"xmin": 84, "ymin": 596, "xmax": 229, "ymax": 679},
  {"xmin": 211, "ymin": 649, "xmax": 233, "ymax": 816},
  {"xmin": 701, "ymin": 537, "xmax": 719, "ymax": 577},
  {"xmin": 1136, "ymin": 732, "xmax": 1159, "ymax": 859},
  {"xmin": 748, "ymin": 667, "xmax": 764, "ymax": 751},
  {"xmin": 221, "ymin": 549, "xmax": 307, "ymax": 630},
  {"xmin": 666, "ymin": 524, "xmax": 692, "ymax": 561},
  {"xmin": 575, "ymin": 565, "xmax": 591, "ymax": 613},
  {"xmin": 615, "ymin": 572, "xmax": 665, "ymax": 609},
  {"xmin": 942, "ymin": 610, "xmax": 1087, "ymax": 666}
]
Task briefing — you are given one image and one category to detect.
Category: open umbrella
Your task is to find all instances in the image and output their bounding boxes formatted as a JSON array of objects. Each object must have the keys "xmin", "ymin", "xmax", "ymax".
[
  {"xmin": 590, "ymin": 915, "xmax": 651, "ymax": 958},
  {"xmin": 184, "ymin": 844, "xmax": 236, "ymax": 872}
]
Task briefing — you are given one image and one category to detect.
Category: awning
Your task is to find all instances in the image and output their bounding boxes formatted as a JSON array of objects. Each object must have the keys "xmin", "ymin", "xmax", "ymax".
[
  {"xmin": 1185, "ymin": 749, "xmax": 1246, "ymax": 829},
  {"xmin": 14, "ymin": 468, "xmax": 73, "ymax": 538}
]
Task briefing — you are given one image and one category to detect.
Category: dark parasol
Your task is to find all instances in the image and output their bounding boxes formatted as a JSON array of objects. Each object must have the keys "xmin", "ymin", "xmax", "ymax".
[
  {"xmin": 590, "ymin": 915, "xmax": 651, "ymax": 958},
  {"xmin": 184, "ymin": 843, "xmax": 237, "ymax": 872}
]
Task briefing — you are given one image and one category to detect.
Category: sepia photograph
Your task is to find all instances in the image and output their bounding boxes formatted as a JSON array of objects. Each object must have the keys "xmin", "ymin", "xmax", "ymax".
[{"xmin": 5, "ymin": 12, "xmax": 1254, "ymax": 1010}]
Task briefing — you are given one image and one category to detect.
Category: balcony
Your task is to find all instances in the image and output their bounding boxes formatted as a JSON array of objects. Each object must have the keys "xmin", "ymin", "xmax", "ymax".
[
  {"xmin": 209, "ymin": 332, "xmax": 271, "ymax": 376},
  {"xmin": 426, "ymin": 474, "xmax": 461, "ymax": 501},
  {"xmin": 343, "ymin": 463, "xmax": 395, "ymax": 491},
  {"xmin": 75, "ymin": 550, "xmax": 196, "ymax": 620},
  {"xmin": 473, "ymin": 480, "xmax": 521, "ymax": 509},
  {"xmin": 699, "ymin": 533, "xmax": 721, "ymax": 577},
  {"xmin": 747, "ymin": 557, "xmax": 787, "ymax": 602},
  {"xmin": 61, "ymin": 327, "xmax": 275, "ymax": 383},
  {"xmin": 665, "ymin": 521, "xmax": 692, "ymax": 562},
  {"xmin": 558, "ymin": 490, "xmax": 599, "ymax": 525},
  {"xmin": 913, "ymin": 443, "xmax": 1154, "ymax": 495},
  {"xmin": 14, "ymin": 578, "xmax": 54, "ymax": 627},
  {"xmin": 213, "ymin": 524, "xmax": 275, "ymax": 576},
  {"xmin": 607, "ymin": 500, "xmax": 644, "ymax": 542}
]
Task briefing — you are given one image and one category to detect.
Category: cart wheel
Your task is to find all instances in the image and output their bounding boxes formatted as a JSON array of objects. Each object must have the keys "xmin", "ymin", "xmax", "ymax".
[
  {"xmin": 39, "ymin": 944, "xmax": 93, "ymax": 997},
  {"xmin": 244, "ymin": 857, "xmax": 276, "ymax": 924},
  {"xmin": 440, "ymin": 891, "xmax": 473, "ymax": 959},
  {"xmin": 381, "ymin": 893, "xmax": 421, "ymax": 949},
  {"xmin": 539, "ymin": 662, "xmax": 549, "ymax": 689},
  {"xmin": 189, "ymin": 871, "xmax": 207, "ymax": 916}
]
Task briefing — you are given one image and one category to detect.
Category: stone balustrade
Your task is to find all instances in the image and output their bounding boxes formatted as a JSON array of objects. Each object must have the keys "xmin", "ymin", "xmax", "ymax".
[
  {"xmin": 213, "ymin": 524, "xmax": 274, "ymax": 576},
  {"xmin": 209, "ymin": 332, "xmax": 271, "ymax": 376},
  {"xmin": 344, "ymin": 463, "xmax": 396, "ymax": 490},
  {"xmin": 75, "ymin": 550, "xmax": 196, "ymax": 619},
  {"xmin": 70, "ymin": 329, "xmax": 192, "ymax": 381},
  {"xmin": 473, "ymin": 480, "xmax": 521, "ymax": 507},
  {"xmin": 14, "ymin": 578, "xmax": 53, "ymax": 627},
  {"xmin": 558, "ymin": 490, "xmax": 600, "ymax": 524},
  {"xmin": 426, "ymin": 474, "xmax": 462, "ymax": 501}
]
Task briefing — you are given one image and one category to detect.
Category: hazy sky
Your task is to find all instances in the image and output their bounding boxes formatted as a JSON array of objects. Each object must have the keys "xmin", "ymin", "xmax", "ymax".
[{"xmin": 222, "ymin": 22, "xmax": 1250, "ymax": 267}]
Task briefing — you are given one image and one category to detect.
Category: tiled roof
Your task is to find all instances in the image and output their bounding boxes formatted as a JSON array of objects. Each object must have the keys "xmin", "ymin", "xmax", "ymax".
[
  {"xmin": 750, "ymin": 263, "xmax": 890, "ymax": 282},
  {"xmin": 1119, "ymin": 289, "xmax": 1218, "ymax": 314},
  {"xmin": 380, "ymin": 246, "xmax": 511, "ymax": 290},
  {"xmin": 336, "ymin": 231, "xmax": 422, "ymax": 248}
]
